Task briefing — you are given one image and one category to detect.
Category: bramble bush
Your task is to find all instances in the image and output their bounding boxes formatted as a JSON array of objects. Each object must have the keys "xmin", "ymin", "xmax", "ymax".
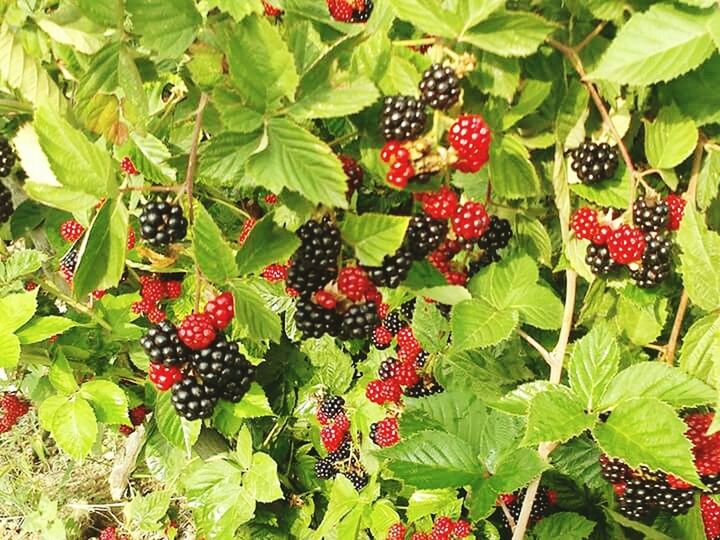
[{"xmin": 0, "ymin": 0, "xmax": 720, "ymax": 538}]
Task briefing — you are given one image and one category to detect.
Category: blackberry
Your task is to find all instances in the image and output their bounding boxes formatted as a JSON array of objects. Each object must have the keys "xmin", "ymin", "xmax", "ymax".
[
  {"xmin": 139, "ymin": 198, "xmax": 188, "ymax": 247},
  {"xmin": 327, "ymin": 436, "xmax": 351, "ymax": 461},
  {"xmin": 631, "ymin": 232, "xmax": 672, "ymax": 288},
  {"xmin": 320, "ymin": 395, "xmax": 345, "ymax": 419},
  {"xmin": 570, "ymin": 141, "xmax": 619, "ymax": 184},
  {"xmin": 404, "ymin": 216, "xmax": 448, "ymax": 260},
  {"xmin": 618, "ymin": 477, "xmax": 656, "ymax": 520},
  {"xmin": 170, "ymin": 378, "xmax": 217, "ymax": 420},
  {"xmin": 340, "ymin": 302, "xmax": 379, "ymax": 340},
  {"xmin": 652, "ymin": 482, "xmax": 694, "ymax": 515},
  {"xmin": 366, "ymin": 249, "xmax": 413, "ymax": 289},
  {"xmin": 382, "ymin": 312, "xmax": 404, "ymax": 335},
  {"xmin": 704, "ymin": 475, "xmax": 720, "ymax": 494},
  {"xmin": 344, "ymin": 471, "xmax": 369, "ymax": 490},
  {"xmin": 295, "ymin": 298, "xmax": 341, "ymax": 338},
  {"xmin": 585, "ymin": 244, "xmax": 615, "ymax": 275},
  {"xmin": 380, "ymin": 96, "xmax": 427, "ymax": 142},
  {"xmin": 477, "ymin": 216, "xmax": 512, "ymax": 252},
  {"xmin": 0, "ymin": 183, "xmax": 12, "ymax": 224},
  {"xmin": 633, "ymin": 199, "xmax": 669, "ymax": 233},
  {"xmin": 415, "ymin": 350, "xmax": 429, "ymax": 368},
  {"xmin": 400, "ymin": 300, "xmax": 415, "ymax": 321},
  {"xmin": 140, "ymin": 320, "xmax": 190, "ymax": 366},
  {"xmin": 419, "ymin": 64, "xmax": 461, "ymax": 110},
  {"xmin": 378, "ymin": 359, "xmax": 399, "ymax": 380},
  {"xmin": 404, "ymin": 375, "xmax": 443, "ymax": 397},
  {"xmin": 314, "ymin": 458, "xmax": 338, "ymax": 479},
  {"xmin": 506, "ymin": 487, "xmax": 553, "ymax": 524},
  {"xmin": 0, "ymin": 139, "xmax": 16, "ymax": 177},
  {"xmin": 295, "ymin": 218, "xmax": 342, "ymax": 268},
  {"xmin": 350, "ymin": 0, "xmax": 373, "ymax": 22},
  {"xmin": 286, "ymin": 263, "xmax": 336, "ymax": 298},
  {"xmin": 190, "ymin": 336, "xmax": 255, "ymax": 402},
  {"xmin": 468, "ymin": 250, "xmax": 500, "ymax": 276},
  {"xmin": 340, "ymin": 156, "xmax": 364, "ymax": 195},
  {"xmin": 600, "ymin": 455, "xmax": 633, "ymax": 483},
  {"xmin": 59, "ymin": 248, "xmax": 79, "ymax": 279}
]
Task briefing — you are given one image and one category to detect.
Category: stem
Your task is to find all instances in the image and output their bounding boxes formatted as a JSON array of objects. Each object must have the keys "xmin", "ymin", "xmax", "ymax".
[
  {"xmin": 686, "ymin": 138, "xmax": 704, "ymax": 202},
  {"xmin": 327, "ymin": 131, "xmax": 358, "ymax": 148},
  {"xmin": 500, "ymin": 500, "xmax": 517, "ymax": 531},
  {"xmin": 120, "ymin": 185, "xmax": 181, "ymax": 193},
  {"xmin": 572, "ymin": 22, "xmax": 607, "ymax": 53},
  {"xmin": 38, "ymin": 278, "xmax": 113, "ymax": 332},
  {"xmin": 517, "ymin": 329, "xmax": 553, "ymax": 367},
  {"xmin": 392, "ymin": 37, "xmax": 437, "ymax": 47}
]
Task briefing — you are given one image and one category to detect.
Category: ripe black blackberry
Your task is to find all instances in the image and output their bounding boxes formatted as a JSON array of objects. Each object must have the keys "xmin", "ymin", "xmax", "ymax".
[
  {"xmin": 191, "ymin": 336, "xmax": 255, "ymax": 402},
  {"xmin": 506, "ymin": 487, "xmax": 553, "ymax": 524},
  {"xmin": 382, "ymin": 312, "xmax": 404, "ymax": 335},
  {"xmin": 340, "ymin": 302, "xmax": 379, "ymax": 340},
  {"xmin": 366, "ymin": 249, "xmax": 413, "ymax": 289},
  {"xmin": 415, "ymin": 350, "xmax": 429, "ymax": 368},
  {"xmin": 633, "ymin": 198, "xmax": 669, "ymax": 233},
  {"xmin": 652, "ymin": 482, "xmax": 694, "ymax": 515},
  {"xmin": 140, "ymin": 320, "xmax": 190, "ymax": 366},
  {"xmin": 350, "ymin": 0, "xmax": 373, "ymax": 22},
  {"xmin": 618, "ymin": 477, "xmax": 656, "ymax": 520},
  {"xmin": 295, "ymin": 218, "xmax": 342, "ymax": 268},
  {"xmin": 586, "ymin": 244, "xmax": 615, "ymax": 275},
  {"xmin": 328, "ymin": 436, "xmax": 351, "ymax": 461},
  {"xmin": 0, "ymin": 139, "xmax": 16, "ymax": 177},
  {"xmin": 704, "ymin": 475, "xmax": 720, "ymax": 494},
  {"xmin": 378, "ymin": 359, "xmax": 399, "ymax": 380},
  {"xmin": 314, "ymin": 458, "xmax": 338, "ymax": 480},
  {"xmin": 405, "ymin": 375, "xmax": 443, "ymax": 397},
  {"xmin": 631, "ymin": 232, "xmax": 672, "ymax": 288},
  {"xmin": 295, "ymin": 298, "xmax": 341, "ymax": 338},
  {"xmin": 400, "ymin": 300, "xmax": 415, "ymax": 321},
  {"xmin": 380, "ymin": 96, "xmax": 427, "ymax": 141},
  {"xmin": 0, "ymin": 183, "xmax": 12, "ymax": 224},
  {"xmin": 404, "ymin": 216, "xmax": 448, "ymax": 260},
  {"xmin": 477, "ymin": 216, "xmax": 512, "ymax": 252},
  {"xmin": 599, "ymin": 455, "xmax": 633, "ymax": 484},
  {"xmin": 286, "ymin": 263, "xmax": 337, "ymax": 298},
  {"xmin": 59, "ymin": 248, "xmax": 79, "ymax": 275},
  {"xmin": 139, "ymin": 198, "xmax": 188, "ymax": 247},
  {"xmin": 171, "ymin": 378, "xmax": 217, "ymax": 420},
  {"xmin": 419, "ymin": 64, "xmax": 461, "ymax": 110},
  {"xmin": 341, "ymin": 156, "xmax": 364, "ymax": 195},
  {"xmin": 468, "ymin": 250, "xmax": 500, "ymax": 276},
  {"xmin": 344, "ymin": 471, "xmax": 369, "ymax": 490},
  {"xmin": 320, "ymin": 395, "xmax": 345, "ymax": 419},
  {"xmin": 570, "ymin": 141, "xmax": 619, "ymax": 184}
]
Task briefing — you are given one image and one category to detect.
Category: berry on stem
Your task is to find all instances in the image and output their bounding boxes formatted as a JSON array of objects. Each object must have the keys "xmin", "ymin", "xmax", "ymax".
[
  {"xmin": 419, "ymin": 63, "xmax": 461, "ymax": 110},
  {"xmin": 451, "ymin": 201, "xmax": 490, "ymax": 240},
  {"xmin": 177, "ymin": 313, "xmax": 217, "ymax": 350},
  {"xmin": 60, "ymin": 219, "xmax": 85, "ymax": 242},
  {"xmin": 607, "ymin": 225, "xmax": 646, "ymax": 264},
  {"xmin": 666, "ymin": 194, "xmax": 687, "ymax": 231},
  {"xmin": 571, "ymin": 208, "xmax": 599, "ymax": 241},
  {"xmin": 380, "ymin": 96, "xmax": 427, "ymax": 141},
  {"xmin": 448, "ymin": 114, "xmax": 491, "ymax": 173},
  {"xmin": 205, "ymin": 291, "xmax": 235, "ymax": 330},
  {"xmin": 570, "ymin": 141, "xmax": 619, "ymax": 184},
  {"xmin": 422, "ymin": 187, "xmax": 458, "ymax": 220}
]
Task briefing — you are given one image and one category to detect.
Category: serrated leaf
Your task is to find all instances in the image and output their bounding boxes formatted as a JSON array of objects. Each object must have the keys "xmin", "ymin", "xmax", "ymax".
[
  {"xmin": 450, "ymin": 299, "xmax": 518, "ymax": 352},
  {"xmin": 341, "ymin": 213, "xmax": 410, "ymax": 266},
  {"xmin": 290, "ymin": 76, "xmax": 379, "ymax": 120},
  {"xmin": 461, "ymin": 12, "xmax": 556, "ymax": 57},
  {"xmin": 193, "ymin": 203, "xmax": 238, "ymax": 284},
  {"xmin": 80, "ymin": 380, "xmax": 130, "ymax": 425},
  {"xmin": 369, "ymin": 500, "xmax": 402, "ymax": 540},
  {"xmin": 587, "ymin": 4, "xmax": 716, "ymax": 85},
  {"xmin": 551, "ymin": 437, "xmax": 605, "ymax": 490},
  {"xmin": 488, "ymin": 447, "xmax": 549, "ymax": 494},
  {"xmin": 471, "ymin": 52, "xmax": 520, "ymax": 102},
  {"xmin": 245, "ymin": 453, "xmax": 283, "ymax": 503},
  {"xmin": 522, "ymin": 385, "xmax": 596, "ymax": 446},
  {"xmin": 119, "ymin": 132, "xmax": 177, "ymax": 186},
  {"xmin": 194, "ymin": 481, "xmax": 255, "ymax": 539},
  {"xmin": 387, "ymin": 0, "xmax": 461, "ymax": 38},
  {"xmin": 411, "ymin": 298, "xmax": 450, "ymax": 354},
  {"xmin": 236, "ymin": 213, "xmax": 300, "ymax": 276},
  {"xmin": 38, "ymin": 395, "xmax": 68, "ymax": 432},
  {"xmin": 301, "ymin": 336, "xmax": 354, "ymax": 393},
  {"xmin": 35, "ymin": 5, "xmax": 105, "ymax": 55},
  {"xmin": 593, "ymin": 398, "xmax": 701, "ymax": 486},
  {"xmin": 198, "ymin": 131, "xmax": 264, "ymax": 186},
  {"xmin": 207, "ymin": 0, "xmax": 260, "ymax": 20},
  {"xmin": 406, "ymin": 490, "xmax": 462, "ymax": 523},
  {"xmin": 0, "ymin": 334, "xmax": 21, "ymax": 369},
  {"xmin": 235, "ymin": 426, "xmax": 253, "ymax": 469},
  {"xmin": 503, "ymin": 80, "xmax": 553, "ymax": 129},
  {"xmin": 665, "ymin": 55, "xmax": 720, "ymax": 126},
  {"xmin": 488, "ymin": 135, "xmax": 541, "ymax": 199},
  {"xmin": 491, "ymin": 381, "xmax": 556, "ymax": 416},
  {"xmin": 125, "ymin": 491, "xmax": 171, "ymax": 532},
  {"xmin": 231, "ymin": 383, "xmax": 274, "ymax": 419},
  {"xmin": 533, "ymin": 512, "xmax": 596, "ymax": 540},
  {"xmin": 155, "ymin": 391, "xmax": 200, "ymax": 455},
  {"xmin": 679, "ymin": 313, "xmax": 720, "ymax": 382},
  {"xmin": 568, "ymin": 323, "xmax": 620, "ymax": 411},
  {"xmin": 598, "ymin": 363, "xmax": 715, "ymax": 409},
  {"xmin": 49, "ymin": 351, "xmax": 78, "ymax": 395},
  {"xmin": 416, "ymin": 285, "xmax": 472, "ymax": 305},
  {"xmin": 247, "ymin": 118, "xmax": 347, "ymax": 209},
  {"xmin": 644, "ymin": 105, "xmax": 698, "ymax": 169},
  {"xmin": 569, "ymin": 162, "xmax": 631, "ymax": 209},
  {"xmin": 51, "ymin": 396, "xmax": 97, "ymax": 460},
  {"xmin": 126, "ymin": 0, "xmax": 201, "ymax": 59},
  {"xmin": 676, "ymin": 205, "xmax": 720, "ymax": 311},
  {"xmin": 0, "ymin": 250, "xmax": 45, "ymax": 285},
  {"xmin": 230, "ymin": 282, "xmax": 281, "ymax": 342},
  {"xmin": 313, "ymin": 476, "xmax": 360, "ymax": 539},
  {"xmin": 214, "ymin": 86, "xmax": 266, "ymax": 134},
  {"xmin": 615, "ymin": 285, "xmax": 668, "ymax": 346},
  {"xmin": 0, "ymin": 289, "xmax": 37, "ymax": 334},
  {"xmin": 697, "ymin": 148, "xmax": 720, "ymax": 210},
  {"xmin": 381, "ymin": 431, "xmax": 483, "ymax": 489}
]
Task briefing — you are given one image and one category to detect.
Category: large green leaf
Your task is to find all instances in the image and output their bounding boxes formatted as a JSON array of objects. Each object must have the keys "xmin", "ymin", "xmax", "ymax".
[
  {"xmin": 126, "ymin": 0, "xmax": 201, "ymax": 59},
  {"xmin": 230, "ymin": 281, "xmax": 282, "ymax": 342},
  {"xmin": 51, "ymin": 396, "xmax": 98, "ymax": 461},
  {"xmin": 450, "ymin": 298, "xmax": 518, "ymax": 352},
  {"xmin": 290, "ymin": 76, "xmax": 379, "ymax": 120},
  {"xmin": 247, "ymin": 119, "xmax": 348, "ymax": 209},
  {"xmin": 0, "ymin": 289, "xmax": 37, "ymax": 334},
  {"xmin": 665, "ymin": 55, "xmax": 720, "ymax": 126},
  {"xmin": 198, "ymin": 131, "xmax": 264, "ymax": 186},
  {"xmin": 49, "ymin": 351, "xmax": 79, "ymax": 395},
  {"xmin": 644, "ymin": 105, "xmax": 698, "ymax": 169},
  {"xmin": 488, "ymin": 135, "xmax": 541, "ymax": 199},
  {"xmin": 236, "ymin": 214, "xmax": 300, "ymax": 276},
  {"xmin": 411, "ymin": 298, "xmax": 450, "ymax": 354},
  {"xmin": 679, "ymin": 313, "xmax": 720, "ymax": 382},
  {"xmin": 487, "ymin": 447, "xmax": 549, "ymax": 494},
  {"xmin": 341, "ymin": 213, "xmax": 410, "ymax": 267},
  {"xmin": 533, "ymin": 512, "xmax": 596, "ymax": 540},
  {"xmin": 77, "ymin": 0, "xmax": 121, "ymax": 26},
  {"xmin": 35, "ymin": 5, "xmax": 105, "ymax": 55},
  {"xmin": 697, "ymin": 147, "xmax": 720, "ymax": 210},
  {"xmin": 119, "ymin": 132, "xmax": 177, "ymax": 186},
  {"xmin": 80, "ymin": 380, "xmax": 130, "ymax": 425},
  {"xmin": 244, "ymin": 453, "xmax": 283, "ymax": 503},
  {"xmin": 231, "ymin": 383, "xmax": 275, "ymax": 419},
  {"xmin": 0, "ymin": 334, "xmax": 21, "ymax": 369},
  {"xmin": 587, "ymin": 3, "xmax": 716, "ymax": 85},
  {"xmin": 155, "ymin": 391, "xmax": 201, "ymax": 455},
  {"xmin": 568, "ymin": 323, "xmax": 620, "ymax": 412},
  {"xmin": 387, "ymin": 0, "xmax": 461, "ymax": 39},
  {"xmin": 461, "ymin": 12, "xmax": 556, "ymax": 57},
  {"xmin": 676, "ymin": 205, "xmax": 720, "ymax": 311},
  {"xmin": 16, "ymin": 316, "xmax": 80, "ymax": 344},
  {"xmin": 522, "ymin": 385, "xmax": 596, "ymax": 446},
  {"xmin": 193, "ymin": 203, "xmax": 238, "ymax": 285}
]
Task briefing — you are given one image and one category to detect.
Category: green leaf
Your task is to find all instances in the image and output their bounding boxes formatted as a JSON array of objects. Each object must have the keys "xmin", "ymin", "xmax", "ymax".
[
  {"xmin": 664, "ymin": 55, "xmax": 720, "ymax": 126},
  {"xmin": 570, "ymin": 163, "xmax": 632, "ymax": 209},
  {"xmin": 230, "ymin": 281, "xmax": 282, "ymax": 342},
  {"xmin": 125, "ymin": 491, "xmax": 171, "ymax": 532},
  {"xmin": 492, "ymin": 381, "xmax": 555, "ymax": 416},
  {"xmin": 198, "ymin": 131, "xmax": 264, "ymax": 186},
  {"xmin": 411, "ymin": 298, "xmax": 450, "ymax": 354},
  {"xmin": 522, "ymin": 385, "xmax": 596, "ymax": 446},
  {"xmin": 697, "ymin": 148, "xmax": 720, "ymax": 210},
  {"xmin": 0, "ymin": 289, "xmax": 37, "ymax": 334},
  {"xmin": 679, "ymin": 313, "xmax": 720, "ymax": 382},
  {"xmin": 503, "ymin": 80, "xmax": 553, "ymax": 129},
  {"xmin": 126, "ymin": 0, "xmax": 201, "ymax": 59},
  {"xmin": 290, "ymin": 76, "xmax": 379, "ymax": 120},
  {"xmin": 74, "ymin": 199, "xmax": 128, "ymax": 298},
  {"xmin": 80, "ymin": 380, "xmax": 130, "ymax": 425},
  {"xmin": 235, "ymin": 426, "xmax": 253, "ymax": 469},
  {"xmin": 313, "ymin": 476, "xmax": 360, "ymax": 539},
  {"xmin": 0, "ymin": 250, "xmax": 45, "ymax": 285},
  {"xmin": 16, "ymin": 316, "xmax": 78, "ymax": 344},
  {"xmin": 236, "ymin": 214, "xmax": 301, "ymax": 276},
  {"xmin": 471, "ymin": 53, "xmax": 520, "ymax": 102},
  {"xmin": 0, "ymin": 334, "xmax": 21, "ymax": 369},
  {"xmin": 381, "ymin": 431, "xmax": 483, "ymax": 489},
  {"xmin": 416, "ymin": 285, "xmax": 472, "ymax": 306},
  {"xmin": 341, "ymin": 213, "xmax": 410, "ymax": 266},
  {"xmin": 35, "ymin": 5, "xmax": 105, "ymax": 55},
  {"xmin": 301, "ymin": 336, "xmax": 355, "ymax": 394},
  {"xmin": 676, "ymin": 205, "xmax": 720, "ymax": 311},
  {"xmin": 568, "ymin": 323, "xmax": 620, "ymax": 412},
  {"xmin": 231, "ymin": 383, "xmax": 275, "ymax": 419},
  {"xmin": 369, "ymin": 499, "xmax": 402, "ymax": 540},
  {"xmin": 49, "ymin": 351, "xmax": 78, "ymax": 395},
  {"xmin": 488, "ymin": 447, "xmax": 549, "ymax": 494},
  {"xmin": 206, "ymin": 0, "xmax": 260, "ymax": 20},
  {"xmin": 245, "ymin": 453, "xmax": 283, "ymax": 503},
  {"xmin": 226, "ymin": 15, "xmax": 298, "ymax": 109},
  {"xmin": 551, "ymin": 437, "xmax": 605, "ymax": 490},
  {"xmin": 461, "ymin": 12, "xmax": 556, "ymax": 57},
  {"xmin": 587, "ymin": 4, "xmax": 716, "ymax": 85},
  {"xmin": 51, "ymin": 396, "xmax": 97, "ymax": 460},
  {"xmin": 598, "ymin": 363, "xmax": 715, "ymax": 410},
  {"xmin": 488, "ymin": 135, "xmax": 541, "ymax": 199},
  {"xmin": 119, "ymin": 132, "xmax": 177, "ymax": 186},
  {"xmin": 450, "ymin": 299, "xmax": 518, "ymax": 352},
  {"xmin": 193, "ymin": 203, "xmax": 238, "ymax": 284},
  {"xmin": 194, "ymin": 481, "xmax": 255, "ymax": 539},
  {"xmin": 247, "ymin": 119, "xmax": 347, "ymax": 209},
  {"xmin": 406, "ymin": 490, "xmax": 462, "ymax": 523},
  {"xmin": 644, "ymin": 105, "xmax": 698, "ymax": 169},
  {"xmin": 77, "ymin": 0, "xmax": 121, "ymax": 26},
  {"xmin": 593, "ymin": 398, "xmax": 702, "ymax": 487},
  {"xmin": 614, "ymin": 285, "xmax": 668, "ymax": 346},
  {"xmin": 155, "ymin": 391, "xmax": 201, "ymax": 455},
  {"xmin": 533, "ymin": 512, "xmax": 596, "ymax": 540},
  {"xmin": 387, "ymin": 0, "xmax": 461, "ymax": 39},
  {"xmin": 38, "ymin": 395, "xmax": 69, "ymax": 432}
]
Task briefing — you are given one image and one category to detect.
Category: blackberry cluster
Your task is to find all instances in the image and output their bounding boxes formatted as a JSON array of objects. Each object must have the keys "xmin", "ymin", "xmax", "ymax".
[
  {"xmin": 287, "ymin": 218, "xmax": 341, "ymax": 297},
  {"xmin": 0, "ymin": 139, "xmax": 15, "ymax": 177},
  {"xmin": 59, "ymin": 248, "xmax": 79, "ymax": 279},
  {"xmin": 314, "ymin": 458, "xmax": 337, "ymax": 479},
  {"xmin": 633, "ymin": 198, "xmax": 669, "ymax": 233},
  {"xmin": 378, "ymin": 358, "xmax": 399, "ymax": 380},
  {"xmin": 570, "ymin": 141, "xmax": 619, "ymax": 184},
  {"xmin": 418, "ymin": 64, "xmax": 461, "ymax": 110},
  {"xmin": 585, "ymin": 244, "xmax": 615, "ymax": 276},
  {"xmin": 600, "ymin": 454, "xmax": 633, "ymax": 483},
  {"xmin": 404, "ymin": 375, "xmax": 444, "ymax": 397},
  {"xmin": 504, "ymin": 487, "xmax": 555, "ymax": 525},
  {"xmin": 294, "ymin": 298, "xmax": 341, "ymax": 338},
  {"xmin": 365, "ymin": 249, "xmax": 414, "ymax": 288},
  {"xmin": 140, "ymin": 320, "xmax": 190, "ymax": 366},
  {"xmin": 400, "ymin": 300, "xmax": 415, "ymax": 320},
  {"xmin": 404, "ymin": 216, "xmax": 448, "ymax": 259},
  {"xmin": 139, "ymin": 198, "xmax": 188, "ymax": 247},
  {"xmin": 380, "ymin": 96, "xmax": 427, "ymax": 141},
  {"xmin": 191, "ymin": 336, "xmax": 255, "ymax": 402},
  {"xmin": 350, "ymin": 0, "xmax": 373, "ymax": 22},
  {"xmin": 631, "ymin": 232, "xmax": 672, "ymax": 288},
  {"xmin": 340, "ymin": 302, "xmax": 379, "ymax": 340},
  {"xmin": 0, "ymin": 183, "xmax": 12, "ymax": 224},
  {"xmin": 477, "ymin": 216, "xmax": 512, "ymax": 252}
]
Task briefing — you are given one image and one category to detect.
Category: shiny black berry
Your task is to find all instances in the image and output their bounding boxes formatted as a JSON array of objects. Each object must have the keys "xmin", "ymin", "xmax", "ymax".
[
  {"xmin": 171, "ymin": 378, "xmax": 217, "ymax": 420},
  {"xmin": 652, "ymin": 482, "xmax": 694, "ymax": 515},
  {"xmin": 350, "ymin": 0, "xmax": 373, "ymax": 22},
  {"xmin": 340, "ymin": 302, "xmax": 379, "ymax": 340},
  {"xmin": 570, "ymin": 141, "xmax": 619, "ymax": 184},
  {"xmin": 295, "ymin": 298, "xmax": 341, "ymax": 338},
  {"xmin": 190, "ymin": 336, "xmax": 255, "ymax": 402},
  {"xmin": 0, "ymin": 183, "xmax": 12, "ymax": 224},
  {"xmin": 140, "ymin": 320, "xmax": 190, "ymax": 366},
  {"xmin": 341, "ymin": 156, "xmax": 364, "ymax": 195},
  {"xmin": 477, "ymin": 216, "xmax": 512, "ymax": 252},
  {"xmin": 380, "ymin": 96, "xmax": 427, "ymax": 142},
  {"xmin": 400, "ymin": 300, "xmax": 415, "ymax": 321},
  {"xmin": 404, "ymin": 375, "xmax": 443, "ymax": 397},
  {"xmin": 344, "ymin": 471, "xmax": 369, "ymax": 490},
  {"xmin": 586, "ymin": 244, "xmax": 615, "ymax": 275},
  {"xmin": 468, "ymin": 250, "xmax": 500, "ymax": 276},
  {"xmin": 633, "ymin": 198, "xmax": 669, "ymax": 233},
  {"xmin": 139, "ymin": 198, "xmax": 188, "ymax": 247},
  {"xmin": 404, "ymin": 216, "xmax": 448, "ymax": 260},
  {"xmin": 327, "ymin": 436, "xmax": 351, "ymax": 461},
  {"xmin": 365, "ymin": 249, "xmax": 413, "ymax": 289},
  {"xmin": 631, "ymin": 232, "xmax": 672, "ymax": 288},
  {"xmin": 600, "ymin": 455, "xmax": 633, "ymax": 484},
  {"xmin": 703, "ymin": 474, "xmax": 720, "ymax": 494},
  {"xmin": 378, "ymin": 359, "xmax": 399, "ymax": 380},
  {"xmin": 415, "ymin": 350, "xmax": 429, "ymax": 368},
  {"xmin": 314, "ymin": 458, "xmax": 338, "ymax": 479},
  {"xmin": 419, "ymin": 63, "xmax": 461, "ymax": 110},
  {"xmin": 320, "ymin": 395, "xmax": 345, "ymax": 419},
  {"xmin": 505, "ymin": 487, "xmax": 554, "ymax": 525},
  {"xmin": 382, "ymin": 312, "xmax": 403, "ymax": 335},
  {"xmin": 295, "ymin": 218, "xmax": 342, "ymax": 268},
  {"xmin": 286, "ymin": 263, "xmax": 337, "ymax": 298},
  {"xmin": 618, "ymin": 477, "xmax": 656, "ymax": 520},
  {"xmin": 0, "ymin": 139, "xmax": 16, "ymax": 177}
]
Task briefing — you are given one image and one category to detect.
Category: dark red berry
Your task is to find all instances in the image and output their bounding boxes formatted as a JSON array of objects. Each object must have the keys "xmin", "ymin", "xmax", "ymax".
[
  {"xmin": 120, "ymin": 157, "xmax": 138, "ymax": 175},
  {"xmin": 337, "ymin": 267, "xmax": 372, "ymax": 301},
  {"xmin": 370, "ymin": 416, "xmax": 400, "ymax": 447},
  {"xmin": 148, "ymin": 363, "xmax": 183, "ymax": 391},
  {"xmin": 60, "ymin": 219, "xmax": 85, "ymax": 242},
  {"xmin": 571, "ymin": 207, "xmax": 598, "ymax": 241},
  {"xmin": 666, "ymin": 194, "xmax": 686, "ymax": 231},
  {"xmin": 607, "ymin": 225, "xmax": 646, "ymax": 264},
  {"xmin": 177, "ymin": 313, "xmax": 217, "ymax": 350},
  {"xmin": 205, "ymin": 291, "xmax": 234, "ymax": 330},
  {"xmin": 238, "ymin": 218, "xmax": 256, "ymax": 245}
]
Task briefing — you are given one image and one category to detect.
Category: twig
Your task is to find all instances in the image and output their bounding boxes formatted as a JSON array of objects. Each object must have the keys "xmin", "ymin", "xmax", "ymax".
[
  {"xmin": 517, "ymin": 329, "xmax": 553, "ymax": 367},
  {"xmin": 573, "ymin": 22, "xmax": 607, "ymax": 53},
  {"xmin": 185, "ymin": 92, "xmax": 209, "ymax": 225},
  {"xmin": 392, "ymin": 37, "xmax": 437, "ymax": 47},
  {"xmin": 327, "ymin": 131, "xmax": 359, "ymax": 148},
  {"xmin": 500, "ymin": 499, "xmax": 517, "ymax": 531},
  {"xmin": 38, "ymin": 278, "xmax": 113, "ymax": 332},
  {"xmin": 119, "ymin": 185, "xmax": 181, "ymax": 193}
]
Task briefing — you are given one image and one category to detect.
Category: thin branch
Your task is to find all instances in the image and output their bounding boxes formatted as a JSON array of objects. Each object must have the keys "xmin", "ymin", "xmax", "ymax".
[
  {"xmin": 327, "ymin": 131, "xmax": 359, "ymax": 148},
  {"xmin": 120, "ymin": 185, "xmax": 181, "ymax": 193},
  {"xmin": 518, "ymin": 329, "xmax": 554, "ymax": 367},
  {"xmin": 392, "ymin": 37, "xmax": 438, "ymax": 47},
  {"xmin": 185, "ymin": 92, "xmax": 210, "ymax": 225},
  {"xmin": 38, "ymin": 278, "xmax": 113, "ymax": 332},
  {"xmin": 573, "ymin": 21, "xmax": 607, "ymax": 53}
]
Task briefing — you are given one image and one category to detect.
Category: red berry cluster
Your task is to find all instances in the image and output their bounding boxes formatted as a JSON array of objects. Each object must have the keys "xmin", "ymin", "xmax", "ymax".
[
  {"xmin": 132, "ymin": 275, "xmax": 183, "ymax": 323},
  {"xmin": 120, "ymin": 157, "xmax": 138, "ymax": 175},
  {"xmin": 703, "ymin": 495, "xmax": 720, "ymax": 540},
  {"xmin": 381, "ymin": 141, "xmax": 415, "ymax": 189},
  {"xmin": 262, "ymin": 0, "xmax": 283, "ymax": 16},
  {"xmin": 0, "ymin": 393, "xmax": 29, "ymax": 433},
  {"xmin": 337, "ymin": 266, "xmax": 375, "ymax": 302},
  {"xmin": 148, "ymin": 362, "xmax": 183, "ymax": 391},
  {"xmin": 447, "ymin": 114, "xmax": 491, "ymax": 173},
  {"xmin": 327, "ymin": 0, "xmax": 372, "ymax": 23},
  {"xmin": 387, "ymin": 516, "xmax": 471, "ymax": 540},
  {"xmin": 261, "ymin": 263, "xmax": 289, "ymax": 283},
  {"xmin": 99, "ymin": 526, "xmax": 128, "ymax": 540},
  {"xmin": 666, "ymin": 194, "xmax": 687, "ymax": 231},
  {"xmin": 119, "ymin": 405, "xmax": 149, "ymax": 436},
  {"xmin": 176, "ymin": 291, "xmax": 234, "ymax": 350},
  {"xmin": 685, "ymin": 413, "xmax": 720, "ymax": 477},
  {"xmin": 238, "ymin": 218, "xmax": 256, "ymax": 245},
  {"xmin": 264, "ymin": 193, "xmax": 278, "ymax": 205}
]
